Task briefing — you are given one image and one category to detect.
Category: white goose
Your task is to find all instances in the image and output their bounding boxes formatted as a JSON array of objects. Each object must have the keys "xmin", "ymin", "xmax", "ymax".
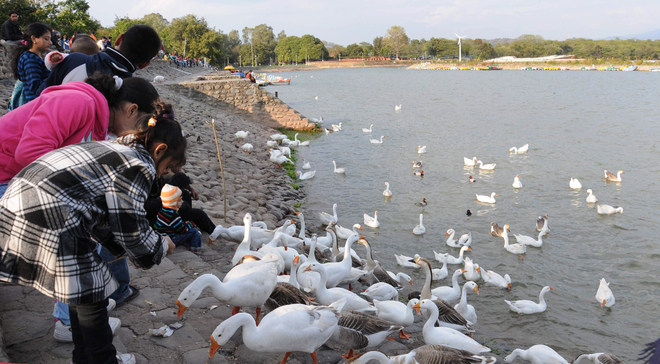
[
  {"xmin": 569, "ymin": 178, "xmax": 582, "ymax": 189},
  {"xmin": 509, "ymin": 144, "xmax": 529, "ymax": 154},
  {"xmin": 321, "ymin": 233, "xmax": 362, "ymax": 288},
  {"xmin": 362, "ymin": 124, "xmax": 374, "ymax": 133},
  {"xmin": 208, "ymin": 299, "xmax": 346, "ymax": 364},
  {"xmin": 512, "ymin": 175, "xmax": 523, "ymax": 188},
  {"xmin": 332, "ymin": 160, "xmax": 346, "ymax": 174},
  {"xmin": 462, "ymin": 257, "xmax": 480, "ymax": 281},
  {"xmin": 454, "ymin": 281, "xmax": 479, "ymax": 324},
  {"xmin": 481, "ymin": 268, "xmax": 512, "ymax": 290},
  {"xmin": 431, "ymin": 269, "xmax": 464, "ymax": 303},
  {"xmin": 395, "ymin": 253, "xmax": 421, "ymax": 268},
  {"xmin": 395, "ymin": 104, "xmax": 402, "ymax": 112},
  {"xmin": 514, "ymin": 230, "xmax": 546, "ymax": 248},
  {"xmin": 294, "ymin": 133, "xmax": 310, "ymax": 146},
  {"xmin": 305, "ymin": 263, "xmax": 376, "ymax": 313},
  {"xmin": 586, "ymin": 189, "xmax": 598, "ymax": 203},
  {"xmin": 349, "ymin": 345, "xmax": 496, "ymax": 364},
  {"xmin": 595, "ymin": 278, "xmax": 615, "ymax": 307},
  {"xmin": 319, "ymin": 203, "xmax": 339, "ymax": 225},
  {"xmin": 387, "ymin": 271, "xmax": 413, "ymax": 285},
  {"xmin": 370, "ymin": 135, "xmax": 385, "ymax": 144},
  {"xmin": 266, "ymin": 140, "xmax": 278, "ymax": 148},
  {"xmin": 413, "ymin": 214, "xmax": 425, "ymax": 235},
  {"xmin": 597, "ymin": 205, "xmax": 623, "ymax": 215},
  {"xmin": 464, "ymin": 156, "xmax": 478, "ymax": 166},
  {"xmin": 415, "ymin": 299, "xmax": 491, "ymax": 354},
  {"xmin": 241, "ymin": 143, "xmax": 254, "ymax": 154},
  {"xmin": 296, "ymin": 212, "xmax": 332, "ymax": 248},
  {"xmin": 301, "ymin": 159, "xmax": 311, "ymax": 170},
  {"xmin": 361, "ymin": 282, "xmax": 398, "ymax": 301},
  {"xmin": 382, "ymin": 182, "xmax": 392, "ymax": 197},
  {"xmin": 502, "ymin": 225, "xmax": 526, "ymax": 255},
  {"xmin": 335, "ymin": 223, "xmax": 362, "ymax": 240},
  {"xmin": 536, "ymin": 215, "xmax": 550, "ymax": 233},
  {"xmin": 232, "ymin": 214, "xmax": 265, "ymax": 266},
  {"xmin": 432, "ymin": 254, "xmax": 448, "ymax": 281},
  {"xmin": 476, "ymin": 192, "xmax": 497, "ymax": 204},
  {"xmin": 331, "ymin": 122, "xmax": 343, "ymax": 131},
  {"xmin": 418, "ymin": 145, "xmax": 427, "ymax": 154},
  {"xmin": 295, "ymin": 170, "xmax": 316, "ymax": 180},
  {"xmin": 504, "ymin": 345, "xmax": 568, "ymax": 364},
  {"xmin": 297, "ymin": 235, "xmax": 323, "ymax": 293},
  {"xmin": 477, "ymin": 160, "xmax": 496, "ymax": 170},
  {"xmin": 505, "ymin": 286, "xmax": 553, "ymax": 314},
  {"xmin": 364, "ymin": 211, "xmax": 380, "ymax": 228},
  {"xmin": 235, "ymin": 130, "xmax": 249, "ymax": 143},
  {"xmin": 434, "ymin": 246, "xmax": 471, "ymax": 265},
  {"xmin": 412, "ymin": 160, "xmax": 423, "ymax": 168},
  {"xmin": 373, "ymin": 298, "xmax": 419, "ymax": 339},
  {"xmin": 573, "ymin": 352, "xmax": 623, "ymax": 364},
  {"xmin": 604, "ymin": 169, "xmax": 624, "ymax": 182},
  {"xmin": 446, "ymin": 229, "xmax": 472, "ymax": 248}
]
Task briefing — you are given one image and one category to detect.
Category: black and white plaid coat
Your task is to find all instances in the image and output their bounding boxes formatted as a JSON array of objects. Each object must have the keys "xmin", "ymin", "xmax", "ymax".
[{"xmin": 0, "ymin": 135, "xmax": 166, "ymax": 305}]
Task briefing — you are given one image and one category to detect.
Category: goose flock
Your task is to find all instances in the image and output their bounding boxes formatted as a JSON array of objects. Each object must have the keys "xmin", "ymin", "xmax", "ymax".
[{"xmin": 188, "ymin": 108, "xmax": 639, "ymax": 363}]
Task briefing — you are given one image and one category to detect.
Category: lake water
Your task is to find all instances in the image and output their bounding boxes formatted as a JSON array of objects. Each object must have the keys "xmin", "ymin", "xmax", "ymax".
[{"xmin": 272, "ymin": 67, "xmax": 660, "ymax": 361}]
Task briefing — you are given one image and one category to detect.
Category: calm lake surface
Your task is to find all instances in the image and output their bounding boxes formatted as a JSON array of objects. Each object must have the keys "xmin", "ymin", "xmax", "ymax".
[{"xmin": 273, "ymin": 67, "xmax": 660, "ymax": 360}]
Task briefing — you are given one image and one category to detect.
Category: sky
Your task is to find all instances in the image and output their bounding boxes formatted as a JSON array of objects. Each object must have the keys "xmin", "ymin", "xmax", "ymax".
[{"xmin": 86, "ymin": 0, "xmax": 660, "ymax": 45}]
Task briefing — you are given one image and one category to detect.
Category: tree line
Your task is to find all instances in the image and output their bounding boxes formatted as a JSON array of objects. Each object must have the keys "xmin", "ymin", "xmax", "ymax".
[{"xmin": 3, "ymin": 0, "xmax": 659, "ymax": 66}]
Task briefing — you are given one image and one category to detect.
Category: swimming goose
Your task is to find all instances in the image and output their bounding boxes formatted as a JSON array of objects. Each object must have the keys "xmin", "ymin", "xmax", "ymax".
[
  {"xmin": 336, "ymin": 223, "xmax": 362, "ymax": 240},
  {"xmin": 573, "ymin": 352, "xmax": 624, "ymax": 364},
  {"xmin": 320, "ymin": 203, "xmax": 339, "ymax": 225},
  {"xmin": 329, "ymin": 310, "xmax": 403, "ymax": 359},
  {"xmin": 586, "ymin": 189, "xmax": 598, "ymax": 203},
  {"xmin": 535, "ymin": 215, "xmax": 549, "ymax": 233},
  {"xmin": 362, "ymin": 124, "xmax": 374, "ymax": 133},
  {"xmin": 464, "ymin": 157, "xmax": 478, "ymax": 166},
  {"xmin": 418, "ymin": 145, "xmax": 427, "ymax": 154},
  {"xmin": 490, "ymin": 222, "xmax": 506, "ymax": 237},
  {"xmin": 432, "ymin": 254, "xmax": 448, "ymax": 281},
  {"xmin": 502, "ymin": 225, "xmax": 526, "ymax": 255},
  {"xmin": 505, "ymin": 286, "xmax": 553, "ymax": 314},
  {"xmin": 477, "ymin": 160, "xmax": 496, "ymax": 170},
  {"xmin": 370, "ymin": 135, "xmax": 385, "ymax": 144},
  {"xmin": 241, "ymin": 143, "xmax": 254, "ymax": 154},
  {"xmin": 209, "ymin": 299, "xmax": 346, "ymax": 364},
  {"xmin": 373, "ymin": 298, "xmax": 419, "ymax": 339},
  {"xmin": 301, "ymin": 159, "xmax": 311, "ymax": 170},
  {"xmin": 332, "ymin": 160, "xmax": 346, "ymax": 174},
  {"xmin": 382, "ymin": 182, "xmax": 392, "ymax": 197},
  {"xmin": 512, "ymin": 175, "xmax": 523, "ymax": 188},
  {"xmin": 364, "ymin": 211, "xmax": 380, "ymax": 228},
  {"xmin": 415, "ymin": 300, "xmax": 490, "ymax": 354},
  {"xmin": 514, "ymin": 230, "xmax": 546, "ymax": 248},
  {"xmin": 293, "ymin": 133, "xmax": 310, "ymax": 146},
  {"xmin": 431, "ymin": 269, "xmax": 464, "ymax": 303},
  {"xmin": 505, "ymin": 345, "xmax": 568, "ymax": 364},
  {"xmin": 595, "ymin": 278, "xmax": 615, "ymax": 307},
  {"xmin": 347, "ymin": 345, "xmax": 496, "ymax": 364},
  {"xmin": 413, "ymin": 214, "xmax": 426, "ymax": 235},
  {"xmin": 604, "ymin": 170, "xmax": 624, "ymax": 182},
  {"xmin": 569, "ymin": 178, "xmax": 582, "ymax": 189},
  {"xmin": 454, "ymin": 281, "xmax": 479, "ymax": 324},
  {"xmin": 462, "ymin": 257, "xmax": 480, "ymax": 281},
  {"xmin": 332, "ymin": 122, "xmax": 343, "ymax": 131},
  {"xmin": 304, "ymin": 263, "xmax": 376, "ymax": 313},
  {"xmin": 434, "ymin": 246, "xmax": 471, "ymax": 265},
  {"xmin": 413, "ymin": 160, "xmax": 423, "ymax": 168},
  {"xmin": 446, "ymin": 229, "xmax": 472, "ymax": 248},
  {"xmin": 295, "ymin": 170, "xmax": 316, "ymax": 180},
  {"xmin": 361, "ymin": 282, "xmax": 399, "ymax": 301},
  {"xmin": 597, "ymin": 205, "xmax": 623, "ymax": 215},
  {"xmin": 481, "ymin": 268, "xmax": 512, "ymax": 290},
  {"xmin": 509, "ymin": 144, "xmax": 529, "ymax": 154},
  {"xmin": 395, "ymin": 104, "xmax": 402, "ymax": 112},
  {"xmin": 395, "ymin": 254, "xmax": 421, "ymax": 268},
  {"xmin": 235, "ymin": 130, "xmax": 249, "ymax": 143},
  {"xmin": 476, "ymin": 192, "xmax": 497, "ymax": 204}
]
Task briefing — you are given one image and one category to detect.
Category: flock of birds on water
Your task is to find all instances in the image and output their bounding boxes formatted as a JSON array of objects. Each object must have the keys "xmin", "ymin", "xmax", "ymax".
[{"xmin": 174, "ymin": 103, "xmax": 660, "ymax": 364}]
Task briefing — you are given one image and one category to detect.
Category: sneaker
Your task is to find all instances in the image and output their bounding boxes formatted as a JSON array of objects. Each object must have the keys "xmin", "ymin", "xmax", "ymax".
[
  {"xmin": 116, "ymin": 352, "xmax": 136, "ymax": 364},
  {"xmin": 54, "ymin": 317, "xmax": 121, "ymax": 343},
  {"xmin": 107, "ymin": 298, "xmax": 116, "ymax": 312}
]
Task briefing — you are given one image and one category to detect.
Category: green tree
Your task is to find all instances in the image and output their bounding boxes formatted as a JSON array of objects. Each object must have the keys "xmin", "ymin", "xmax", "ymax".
[
  {"xmin": 223, "ymin": 29, "xmax": 241, "ymax": 64},
  {"xmin": 345, "ymin": 43, "xmax": 361, "ymax": 57},
  {"xmin": 277, "ymin": 30, "xmax": 286, "ymax": 42},
  {"xmin": 372, "ymin": 36, "xmax": 384, "ymax": 56},
  {"xmin": 140, "ymin": 13, "xmax": 169, "ymax": 33},
  {"xmin": 49, "ymin": 0, "xmax": 99, "ymax": 36},
  {"xmin": 241, "ymin": 24, "xmax": 276, "ymax": 65},
  {"xmin": 473, "ymin": 39, "xmax": 497, "ymax": 60},
  {"xmin": 105, "ymin": 16, "xmax": 141, "ymax": 39},
  {"xmin": 161, "ymin": 14, "xmax": 224, "ymax": 64},
  {"xmin": 0, "ymin": 0, "xmax": 48, "ymax": 28},
  {"xmin": 383, "ymin": 25, "xmax": 409, "ymax": 59}
]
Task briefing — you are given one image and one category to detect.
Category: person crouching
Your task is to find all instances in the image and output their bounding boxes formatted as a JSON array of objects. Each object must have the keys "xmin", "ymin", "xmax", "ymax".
[{"xmin": 155, "ymin": 184, "xmax": 202, "ymax": 256}]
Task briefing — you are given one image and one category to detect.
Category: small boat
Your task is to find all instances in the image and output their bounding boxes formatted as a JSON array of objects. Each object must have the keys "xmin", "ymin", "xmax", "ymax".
[
  {"xmin": 651, "ymin": 68, "xmax": 660, "ymax": 72},
  {"xmin": 269, "ymin": 78, "xmax": 291, "ymax": 85},
  {"xmin": 255, "ymin": 73, "xmax": 291, "ymax": 85},
  {"xmin": 623, "ymin": 65, "xmax": 637, "ymax": 72}
]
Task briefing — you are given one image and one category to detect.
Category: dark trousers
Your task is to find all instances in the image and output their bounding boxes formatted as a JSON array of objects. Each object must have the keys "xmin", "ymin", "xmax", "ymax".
[{"xmin": 70, "ymin": 298, "xmax": 117, "ymax": 364}]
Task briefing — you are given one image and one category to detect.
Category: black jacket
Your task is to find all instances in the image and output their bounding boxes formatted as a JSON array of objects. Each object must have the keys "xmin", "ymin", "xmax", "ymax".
[{"xmin": 1, "ymin": 19, "xmax": 21, "ymax": 41}]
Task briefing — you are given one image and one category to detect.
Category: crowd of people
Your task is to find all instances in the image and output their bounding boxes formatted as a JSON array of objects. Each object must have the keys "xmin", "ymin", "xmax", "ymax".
[
  {"xmin": 163, "ymin": 50, "xmax": 212, "ymax": 68},
  {"xmin": 0, "ymin": 10, "xmax": 221, "ymax": 364}
]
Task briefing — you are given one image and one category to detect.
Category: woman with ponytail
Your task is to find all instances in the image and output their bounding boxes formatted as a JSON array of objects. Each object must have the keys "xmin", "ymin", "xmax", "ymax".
[{"xmin": 8, "ymin": 22, "xmax": 52, "ymax": 108}]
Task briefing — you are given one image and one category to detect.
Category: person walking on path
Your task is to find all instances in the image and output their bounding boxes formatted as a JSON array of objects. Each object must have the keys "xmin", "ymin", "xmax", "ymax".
[
  {"xmin": 8, "ymin": 22, "xmax": 51, "ymax": 109},
  {"xmin": 154, "ymin": 184, "xmax": 203, "ymax": 256}
]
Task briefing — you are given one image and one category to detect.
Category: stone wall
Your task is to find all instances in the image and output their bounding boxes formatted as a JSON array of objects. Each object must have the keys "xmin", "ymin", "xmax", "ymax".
[{"xmin": 169, "ymin": 77, "xmax": 316, "ymax": 131}]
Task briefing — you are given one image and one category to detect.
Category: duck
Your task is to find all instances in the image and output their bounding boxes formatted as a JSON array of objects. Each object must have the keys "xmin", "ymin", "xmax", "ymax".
[
  {"xmin": 469, "ymin": 176, "xmax": 476, "ymax": 183},
  {"xmin": 395, "ymin": 253, "xmax": 421, "ymax": 268},
  {"xmin": 241, "ymin": 143, "xmax": 254, "ymax": 154},
  {"xmin": 597, "ymin": 205, "xmax": 623, "ymax": 215},
  {"xmin": 569, "ymin": 178, "xmax": 582, "ymax": 189},
  {"xmin": 464, "ymin": 157, "xmax": 478, "ymax": 166},
  {"xmin": 431, "ymin": 269, "xmax": 464, "ymax": 303},
  {"xmin": 418, "ymin": 145, "xmax": 427, "ymax": 154},
  {"xmin": 364, "ymin": 211, "xmax": 380, "ymax": 228},
  {"xmin": 329, "ymin": 310, "xmax": 403, "ymax": 359},
  {"xmin": 413, "ymin": 160, "xmax": 423, "ymax": 168},
  {"xmin": 454, "ymin": 282, "xmax": 479, "ymax": 324},
  {"xmin": 504, "ymin": 345, "xmax": 568, "ymax": 364},
  {"xmin": 462, "ymin": 257, "xmax": 480, "ymax": 281},
  {"xmin": 490, "ymin": 222, "xmax": 506, "ymax": 237},
  {"xmin": 208, "ymin": 299, "xmax": 346, "ymax": 364},
  {"xmin": 395, "ymin": 104, "xmax": 402, "ymax": 112},
  {"xmin": 481, "ymin": 268, "xmax": 512, "ymax": 290},
  {"xmin": 373, "ymin": 298, "xmax": 419, "ymax": 339},
  {"xmin": 414, "ymin": 170, "xmax": 425, "ymax": 177},
  {"xmin": 504, "ymin": 286, "xmax": 553, "ymax": 314},
  {"xmin": 413, "ymin": 214, "xmax": 426, "ymax": 235},
  {"xmin": 370, "ymin": 135, "xmax": 385, "ymax": 144},
  {"xmin": 175, "ymin": 259, "xmax": 279, "ymax": 325},
  {"xmin": 514, "ymin": 230, "xmax": 546, "ymax": 248},
  {"xmin": 320, "ymin": 203, "xmax": 339, "ymax": 225},
  {"xmin": 535, "ymin": 215, "xmax": 549, "ymax": 233},
  {"xmin": 415, "ymin": 299, "xmax": 490, "ymax": 354},
  {"xmin": 304, "ymin": 263, "xmax": 376, "ymax": 313},
  {"xmin": 476, "ymin": 192, "xmax": 497, "ymax": 204},
  {"xmin": 295, "ymin": 170, "xmax": 316, "ymax": 180},
  {"xmin": 432, "ymin": 254, "xmax": 448, "ymax": 281},
  {"xmin": 595, "ymin": 278, "xmax": 615, "ymax": 307},
  {"xmin": 362, "ymin": 124, "xmax": 374, "ymax": 133},
  {"xmin": 235, "ymin": 130, "xmax": 249, "ymax": 143},
  {"xmin": 301, "ymin": 159, "xmax": 311, "ymax": 170},
  {"xmin": 382, "ymin": 182, "xmax": 392, "ymax": 197},
  {"xmin": 586, "ymin": 189, "xmax": 598, "ymax": 203},
  {"xmin": 434, "ymin": 246, "xmax": 471, "ymax": 265},
  {"xmin": 509, "ymin": 144, "xmax": 529, "ymax": 154},
  {"xmin": 361, "ymin": 282, "xmax": 399, "ymax": 301},
  {"xmin": 348, "ymin": 345, "xmax": 496, "ymax": 364},
  {"xmin": 446, "ymin": 229, "xmax": 472, "ymax": 248},
  {"xmin": 502, "ymin": 225, "xmax": 526, "ymax": 255},
  {"xmin": 512, "ymin": 175, "xmax": 523, "ymax": 188},
  {"xmin": 477, "ymin": 160, "xmax": 496, "ymax": 170},
  {"xmin": 573, "ymin": 352, "xmax": 624, "ymax": 364},
  {"xmin": 415, "ymin": 198, "xmax": 428, "ymax": 207},
  {"xmin": 604, "ymin": 170, "xmax": 624, "ymax": 182},
  {"xmin": 332, "ymin": 160, "xmax": 346, "ymax": 174},
  {"xmin": 332, "ymin": 122, "xmax": 343, "ymax": 131}
]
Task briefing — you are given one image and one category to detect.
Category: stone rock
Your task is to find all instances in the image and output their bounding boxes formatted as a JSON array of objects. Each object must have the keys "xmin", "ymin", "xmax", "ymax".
[
  {"xmin": 377, "ymin": 339, "xmax": 409, "ymax": 356},
  {"xmin": 184, "ymin": 348, "xmax": 231, "ymax": 364},
  {"xmin": 2, "ymin": 310, "xmax": 51, "ymax": 345}
]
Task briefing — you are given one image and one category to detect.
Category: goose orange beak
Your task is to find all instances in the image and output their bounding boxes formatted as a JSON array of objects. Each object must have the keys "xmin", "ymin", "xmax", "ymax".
[
  {"xmin": 412, "ymin": 302, "xmax": 421, "ymax": 315},
  {"xmin": 209, "ymin": 336, "xmax": 221, "ymax": 359},
  {"xmin": 507, "ymin": 283, "xmax": 511, "ymax": 290},
  {"xmin": 549, "ymin": 287, "xmax": 554, "ymax": 290},
  {"xmin": 304, "ymin": 265, "xmax": 312, "ymax": 272},
  {"xmin": 473, "ymin": 286, "xmax": 479, "ymax": 295},
  {"xmin": 294, "ymin": 256, "xmax": 300, "ymax": 264},
  {"xmin": 176, "ymin": 300, "xmax": 187, "ymax": 318},
  {"xmin": 461, "ymin": 269, "xmax": 467, "ymax": 273},
  {"xmin": 467, "ymin": 247, "xmax": 472, "ymax": 251},
  {"xmin": 409, "ymin": 280, "xmax": 413, "ymax": 285},
  {"xmin": 601, "ymin": 299, "xmax": 606, "ymax": 307}
]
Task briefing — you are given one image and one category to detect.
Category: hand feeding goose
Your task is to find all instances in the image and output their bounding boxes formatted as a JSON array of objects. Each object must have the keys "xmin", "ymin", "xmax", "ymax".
[
  {"xmin": 362, "ymin": 124, "xmax": 374, "ymax": 133},
  {"xmin": 462, "ymin": 257, "xmax": 480, "ymax": 281},
  {"xmin": 477, "ymin": 160, "xmax": 496, "ymax": 170},
  {"xmin": 586, "ymin": 189, "xmax": 598, "ymax": 203},
  {"xmin": 481, "ymin": 268, "xmax": 512, "ymax": 290},
  {"xmin": 373, "ymin": 298, "xmax": 419, "ymax": 339},
  {"xmin": 514, "ymin": 230, "xmax": 547, "ymax": 248},
  {"xmin": 361, "ymin": 282, "xmax": 399, "ymax": 301},
  {"xmin": 604, "ymin": 169, "xmax": 624, "ymax": 182},
  {"xmin": 597, "ymin": 205, "xmax": 623, "ymax": 215},
  {"xmin": 476, "ymin": 192, "xmax": 497, "ymax": 204},
  {"xmin": 509, "ymin": 144, "xmax": 529, "ymax": 154},
  {"xmin": 382, "ymin": 182, "xmax": 392, "ymax": 197},
  {"xmin": 446, "ymin": 229, "xmax": 472, "ymax": 248},
  {"xmin": 464, "ymin": 157, "xmax": 478, "ymax": 166},
  {"xmin": 573, "ymin": 352, "xmax": 624, "ymax": 364},
  {"xmin": 504, "ymin": 344, "xmax": 568, "ymax": 364},
  {"xmin": 332, "ymin": 160, "xmax": 346, "ymax": 174},
  {"xmin": 454, "ymin": 281, "xmax": 479, "ymax": 324},
  {"xmin": 235, "ymin": 130, "xmax": 249, "ymax": 143},
  {"xmin": 505, "ymin": 286, "xmax": 553, "ymax": 314},
  {"xmin": 364, "ymin": 211, "xmax": 380, "ymax": 228},
  {"xmin": 512, "ymin": 175, "xmax": 523, "ymax": 188},
  {"xmin": 434, "ymin": 246, "xmax": 471, "ymax": 265},
  {"xmin": 502, "ymin": 224, "xmax": 526, "ymax": 255},
  {"xmin": 208, "ymin": 298, "xmax": 346, "ymax": 364},
  {"xmin": 347, "ymin": 345, "xmax": 496, "ymax": 364},
  {"xmin": 569, "ymin": 178, "xmax": 582, "ymax": 189},
  {"xmin": 413, "ymin": 214, "xmax": 426, "ymax": 235},
  {"xmin": 304, "ymin": 263, "xmax": 377, "ymax": 313},
  {"xmin": 301, "ymin": 159, "xmax": 311, "ymax": 169},
  {"xmin": 320, "ymin": 203, "xmax": 339, "ymax": 225},
  {"xmin": 370, "ymin": 135, "xmax": 385, "ymax": 144},
  {"xmin": 595, "ymin": 278, "xmax": 615, "ymax": 307},
  {"xmin": 418, "ymin": 145, "xmax": 427, "ymax": 154}
]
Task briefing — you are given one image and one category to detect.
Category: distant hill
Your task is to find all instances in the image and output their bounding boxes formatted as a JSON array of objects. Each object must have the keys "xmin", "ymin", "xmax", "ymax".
[{"xmin": 603, "ymin": 28, "xmax": 660, "ymax": 40}]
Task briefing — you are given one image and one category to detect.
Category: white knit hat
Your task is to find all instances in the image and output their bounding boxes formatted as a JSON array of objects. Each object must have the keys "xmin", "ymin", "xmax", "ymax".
[{"xmin": 161, "ymin": 184, "xmax": 182, "ymax": 208}]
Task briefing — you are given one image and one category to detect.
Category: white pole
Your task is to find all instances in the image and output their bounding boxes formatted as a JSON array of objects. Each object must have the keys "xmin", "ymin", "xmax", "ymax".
[{"xmin": 459, "ymin": 40, "xmax": 461, "ymax": 63}]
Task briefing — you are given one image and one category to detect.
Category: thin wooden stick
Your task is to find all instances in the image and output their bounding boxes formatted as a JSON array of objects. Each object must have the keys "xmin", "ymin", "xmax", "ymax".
[{"xmin": 207, "ymin": 118, "xmax": 227, "ymax": 223}]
